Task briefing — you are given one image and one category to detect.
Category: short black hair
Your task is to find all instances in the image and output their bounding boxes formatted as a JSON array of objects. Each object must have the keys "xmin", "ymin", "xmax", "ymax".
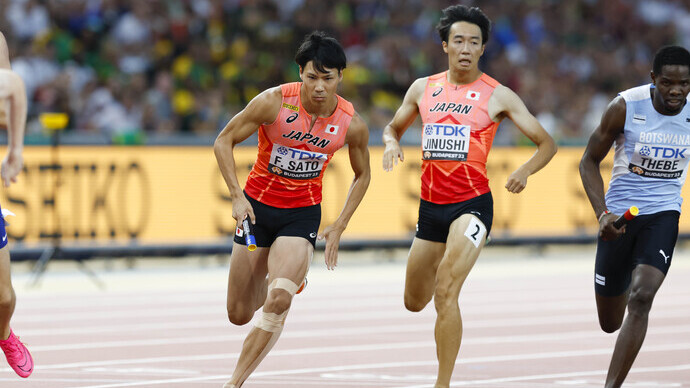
[
  {"xmin": 652, "ymin": 45, "xmax": 690, "ymax": 74},
  {"xmin": 294, "ymin": 31, "xmax": 346, "ymax": 74},
  {"xmin": 436, "ymin": 5, "xmax": 491, "ymax": 45}
]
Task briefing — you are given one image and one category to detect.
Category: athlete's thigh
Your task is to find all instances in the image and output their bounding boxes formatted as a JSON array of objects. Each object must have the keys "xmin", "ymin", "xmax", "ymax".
[
  {"xmin": 632, "ymin": 210, "xmax": 679, "ymax": 275},
  {"xmin": 594, "ymin": 232, "xmax": 636, "ymax": 298},
  {"xmin": 437, "ymin": 214, "xmax": 487, "ymax": 291},
  {"xmin": 593, "ymin": 218, "xmax": 639, "ymax": 328},
  {"xmin": 404, "ymin": 237, "xmax": 446, "ymax": 304},
  {"xmin": 267, "ymin": 236, "xmax": 313, "ymax": 286},
  {"xmin": 227, "ymin": 242, "xmax": 270, "ymax": 305},
  {"xmin": 0, "ymin": 214, "xmax": 11, "ymax": 291},
  {"xmin": 0, "ymin": 248, "xmax": 10, "ymax": 290},
  {"xmin": 629, "ymin": 264, "xmax": 666, "ymax": 297}
]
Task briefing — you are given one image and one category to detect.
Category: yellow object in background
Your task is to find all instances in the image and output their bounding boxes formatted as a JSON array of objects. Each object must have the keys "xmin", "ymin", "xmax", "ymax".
[{"xmin": 38, "ymin": 112, "xmax": 69, "ymax": 130}]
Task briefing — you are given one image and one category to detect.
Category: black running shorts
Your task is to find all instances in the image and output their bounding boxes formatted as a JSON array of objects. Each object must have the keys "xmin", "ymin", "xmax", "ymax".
[
  {"xmin": 594, "ymin": 210, "xmax": 679, "ymax": 297},
  {"xmin": 415, "ymin": 192, "xmax": 493, "ymax": 243},
  {"xmin": 233, "ymin": 192, "xmax": 321, "ymax": 248}
]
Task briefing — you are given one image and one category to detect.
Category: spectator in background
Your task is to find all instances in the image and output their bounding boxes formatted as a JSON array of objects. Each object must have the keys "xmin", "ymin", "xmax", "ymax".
[{"xmin": 0, "ymin": 0, "xmax": 686, "ymax": 144}]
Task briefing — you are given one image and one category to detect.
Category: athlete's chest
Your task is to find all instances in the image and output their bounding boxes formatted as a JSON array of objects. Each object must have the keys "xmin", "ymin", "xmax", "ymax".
[
  {"xmin": 267, "ymin": 103, "xmax": 347, "ymax": 153},
  {"xmin": 624, "ymin": 109, "xmax": 690, "ymax": 179},
  {"xmin": 420, "ymin": 85, "xmax": 493, "ymax": 130}
]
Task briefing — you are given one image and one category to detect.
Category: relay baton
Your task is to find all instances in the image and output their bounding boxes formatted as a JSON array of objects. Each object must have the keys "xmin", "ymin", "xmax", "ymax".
[
  {"xmin": 612, "ymin": 206, "xmax": 639, "ymax": 229},
  {"xmin": 242, "ymin": 218, "xmax": 257, "ymax": 251}
]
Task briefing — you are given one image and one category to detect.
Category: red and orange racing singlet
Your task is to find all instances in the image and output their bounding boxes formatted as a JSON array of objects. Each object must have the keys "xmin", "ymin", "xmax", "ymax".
[
  {"xmin": 418, "ymin": 72, "xmax": 500, "ymax": 204},
  {"xmin": 244, "ymin": 82, "xmax": 353, "ymax": 208}
]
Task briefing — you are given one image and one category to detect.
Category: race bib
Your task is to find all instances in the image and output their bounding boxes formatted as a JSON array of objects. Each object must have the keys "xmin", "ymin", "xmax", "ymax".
[
  {"xmin": 629, "ymin": 142, "xmax": 690, "ymax": 179},
  {"xmin": 268, "ymin": 144, "xmax": 327, "ymax": 180},
  {"xmin": 422, "ymin": 123, "xmax": 470, "ymax": 161}
]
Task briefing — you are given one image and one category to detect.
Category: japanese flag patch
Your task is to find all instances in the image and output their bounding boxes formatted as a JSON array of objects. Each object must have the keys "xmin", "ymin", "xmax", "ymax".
[{"xmin": 466, "ymin": 90, "xmax": 480, "ymax": 100}]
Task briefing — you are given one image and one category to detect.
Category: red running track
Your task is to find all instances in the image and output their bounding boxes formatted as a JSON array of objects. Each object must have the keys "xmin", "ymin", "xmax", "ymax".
[{"xmin": 1, "ymin": 247, "xmax": 689, "ymax": 387}]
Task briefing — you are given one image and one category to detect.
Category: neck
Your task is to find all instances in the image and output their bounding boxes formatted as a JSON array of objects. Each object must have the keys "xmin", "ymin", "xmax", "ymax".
[{"xmin": 447, "ymin": 67, "xmax": 482, "ymax": 85}]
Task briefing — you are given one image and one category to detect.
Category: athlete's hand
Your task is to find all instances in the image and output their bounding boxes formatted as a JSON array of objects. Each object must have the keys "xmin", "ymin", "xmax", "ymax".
[
  {"xmin": 231, "ymin": 195, "xmax": 255, "ymax": 224},
  {"xmin": 505, "ymin": 168, "xmax": 529, "ymax": 193},
  {"xmin": 1, "ymin": 151, "xmax": 22, "ymax": 188},
  {"xmin": 599, "ymin": 213, "xmax": 625, "ymax": 241},
  {"xmin": 382, "ymin": 141, "xmax": 404, "ymax": 172},
  {"xmin": 318, "ymin": 223, "xmax": 345, "ymax": 270}
]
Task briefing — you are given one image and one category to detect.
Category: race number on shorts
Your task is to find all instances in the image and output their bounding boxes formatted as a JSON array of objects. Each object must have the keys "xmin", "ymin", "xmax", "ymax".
[{"xmin": 464, "ymin": 216, "xmax": 486, "ymax": 248}]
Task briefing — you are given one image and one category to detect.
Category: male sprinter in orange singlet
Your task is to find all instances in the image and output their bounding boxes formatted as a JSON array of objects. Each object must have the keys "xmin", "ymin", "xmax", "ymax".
[
  {"xmin": 382, "ymin": 6, "xmax": 556, "ymax": 387},
  {"xmin": 214, "ymin": 31, "xmax": 370, "ymax": 387},
  {"xmin": 0, "ymin": 31, "xmax": 33, "ymax": 378}
]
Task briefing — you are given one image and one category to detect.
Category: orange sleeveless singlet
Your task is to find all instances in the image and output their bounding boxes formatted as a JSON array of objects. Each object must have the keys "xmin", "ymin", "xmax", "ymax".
[
  {"xmin": 244, "ymin": 82, "xmax": 353, "ymax": 208},
  {"xmin": 418, "ymin": 71, "xmax": 500, "ymax": 204}
]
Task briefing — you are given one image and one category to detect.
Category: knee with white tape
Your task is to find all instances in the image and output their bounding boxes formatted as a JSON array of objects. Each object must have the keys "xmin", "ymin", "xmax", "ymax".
[{"xmin": 254, "ymin": 278, "xmax": 300, "ymax": 333}]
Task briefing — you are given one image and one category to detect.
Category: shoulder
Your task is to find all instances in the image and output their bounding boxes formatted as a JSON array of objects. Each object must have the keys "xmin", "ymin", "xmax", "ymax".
[
  {"xmin": 404, "ymin": 77, "xmax": 430, "ymax": 102},
  {"xmin": 603, "ymin": 95, "xmax": 627, "ymax": 121},
  {"xmin": 594, "ymin": 95, "xmax": 627, "ymax": 137},
  {"xmin": 410, "ymin": 77, "xmax": 430, "ymax": 91},
  {"xmin": 0, "ymin": 32, "xmax": 8, "ymax": 70},
  {"xmin": 241, "ymin": 85, "xmax": 283, "ymax": 124},
  {"xmin": 488, "ymin": 84, "xmax": 524, "ymax": 115},
  {"xmin": 346, "ymin": 111, "xmax": 369, "ymax": 145},
  {"xmin": 490, "ymin": 84, "xmax": 518, "ymax": 103},
  {"xmin": 619, "ymin": 84, "xmax": 650, "ymax": 103},
  {"xmin": 248, "ymin": 86, "xmax": 283, "ymax": 111},
  {"xmin": 0, "ymin": 69, "xmax": 24, "ymax": 91},
  {"xmin": 259, "ymin": 85, "xmax": 283, "ymax": 104}
]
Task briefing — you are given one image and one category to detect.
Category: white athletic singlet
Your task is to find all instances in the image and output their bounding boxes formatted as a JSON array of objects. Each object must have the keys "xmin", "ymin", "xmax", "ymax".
[{"xmin": 606, "ymin": 84, "xmax": 690, "ymax": 215}]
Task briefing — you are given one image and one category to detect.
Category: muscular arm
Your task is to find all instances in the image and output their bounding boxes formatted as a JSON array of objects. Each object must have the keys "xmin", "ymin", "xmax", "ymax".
[
  {"xmin": 320, "ymin": 113, "xmax": 371, "ymax": 269},
  {"xmin": 579, "ymin": 96, "xmax": 626, "ymax": 239},
  {"xmin": 0, "ymin": 32, "xmax": 10, "ymax": 69},
  {"xmin": 213, "ymin": 87, "xmax": 281, "ymax": 222},
  {"xmin": 382, "ymin": 78, "xmax": 425, "ymax": 171},
  {"xmin": 489, "ymin": 85, "xmax": 557, "ymax": 193},
  {"xmin": 0, "ymin": 32, "xmax": 12, "ymax": 129},
  {"xmin": 0, "ymin": 69, "xmax": 26, "ymax": 187}
]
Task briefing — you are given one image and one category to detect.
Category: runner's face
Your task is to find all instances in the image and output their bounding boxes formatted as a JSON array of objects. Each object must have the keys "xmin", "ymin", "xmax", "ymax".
[
  {"xmin": 443, "ymin": 21, "xmax": 485, "ymax": 72},
  {"xmin": 300, "ymin": 61, "xmax": 342, "ymax": 106},
  {"xmin": 652, "ymin": 65, "xmax": 690, "ymax": 114}
]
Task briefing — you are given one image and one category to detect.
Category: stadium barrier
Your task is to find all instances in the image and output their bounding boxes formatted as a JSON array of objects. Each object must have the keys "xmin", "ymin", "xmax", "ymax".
[{"xmin": 1, "ymin": 145, "xmax": 687, "ymax": 261}]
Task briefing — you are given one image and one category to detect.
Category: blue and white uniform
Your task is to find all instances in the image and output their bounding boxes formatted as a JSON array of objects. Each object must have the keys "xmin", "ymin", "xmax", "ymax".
[
  {"xmin": 595, "ymin": 84, "xmax": 690, "ymax": 296},
  {"xmin": 606, "ymin": 84, "xmax": 690, "ymax": 215}
]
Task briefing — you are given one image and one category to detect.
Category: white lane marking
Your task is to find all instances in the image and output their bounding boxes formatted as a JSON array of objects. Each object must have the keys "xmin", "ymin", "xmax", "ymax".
[
  {"xmin": 23, "ymin": 311, "xmax": 690, "ymax": 352},
  {"xmin": 12, "ymin": 342, "xmax": 686, "ymax": 387},
  {"xmin": 394, "ymin": 363, "xmax": 690, "ymax": 387}
]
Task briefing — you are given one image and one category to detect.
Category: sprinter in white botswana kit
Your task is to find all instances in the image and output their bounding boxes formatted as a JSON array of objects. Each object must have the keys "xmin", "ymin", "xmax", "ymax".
[{"xmin": 580, "ymin": 45, "xmax": 690, "ymax": 388}]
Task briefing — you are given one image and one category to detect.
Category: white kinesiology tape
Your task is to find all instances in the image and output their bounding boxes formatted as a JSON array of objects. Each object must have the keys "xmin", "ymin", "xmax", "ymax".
[
  {"xmin": 254, "ymin": 311, "xmax": 287, "ymax": 332},
  {"xmin": 269, "ymin": 277, "xmax": 300, "ymax": 295},
  {"xmin": 253, "ymin": 277, "xmax": 299, "ymax": 332}
]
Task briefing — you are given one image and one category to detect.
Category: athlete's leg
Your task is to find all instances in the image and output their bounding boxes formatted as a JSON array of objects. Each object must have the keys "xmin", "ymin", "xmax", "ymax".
[
  {"xmin": 0, "ymin": 245, "xmax": 32, "ymax": 378},
  {"xmin": 404, "ymin": 237, "xmax": 446, "ymax": 312},
  {"xmin": 225, "ymin": 236, "xmax": 312, "ymax": 388},
  {"xmin": 433, "ymin": 214, "xmax": 487, "ymax": 388},
  {"xmin": 605, "ymin": 264, "xmax": 665, "ymax": 388},
  {"xmin": 595, "ymin": 292, "xmax": 629, "ymax": 333},
  {"xmin": 0, "ymin": 247, "xmax": 16, "ymax": 340},
  {"xmin": 226, "ymin": 243, "xmax": 270, "ymax": 325},
  {"xmin": 594, "ymin": 238, "xmax": 632, "ymax": 334}
]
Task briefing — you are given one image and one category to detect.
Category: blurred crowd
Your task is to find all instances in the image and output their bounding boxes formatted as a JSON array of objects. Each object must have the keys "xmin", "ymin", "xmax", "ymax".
[{"xmin": 1, "ymin": 0, "xmax": 688, "ymax": 144}]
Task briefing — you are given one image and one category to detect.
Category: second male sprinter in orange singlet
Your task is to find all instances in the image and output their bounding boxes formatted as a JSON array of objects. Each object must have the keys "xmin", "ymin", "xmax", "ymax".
[{"xmin": 382, "ymin": 5, "xmax": 557, "ymax": 388}]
